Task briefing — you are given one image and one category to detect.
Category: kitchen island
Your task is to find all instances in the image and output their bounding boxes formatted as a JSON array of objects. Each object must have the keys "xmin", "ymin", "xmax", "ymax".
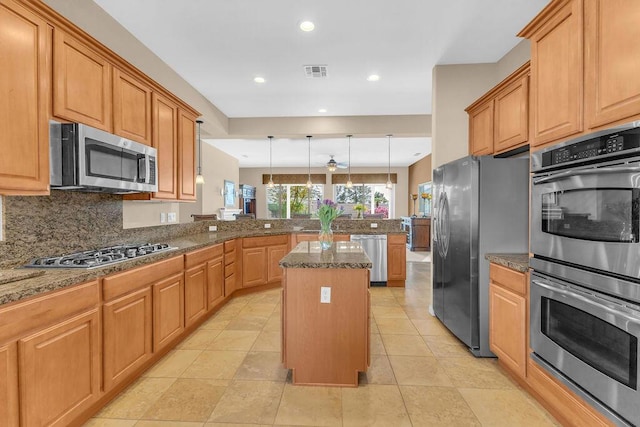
[{"xmin": 279, "ymin": 241, "xmax": 372, "ymax": 387}]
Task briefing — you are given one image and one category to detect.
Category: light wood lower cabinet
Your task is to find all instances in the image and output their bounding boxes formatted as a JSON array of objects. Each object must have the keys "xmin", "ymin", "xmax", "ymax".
[
  {"xmin": 0, "ymin": 342, "xmax": 18, "ymax": 427},
  {"xmin": 153, "ymin": 272, "xmax": 184, "ymax": 352},
  {"xmin": 19, "ymin": 308, "xmax": 101, "ymax": 427},
  {"xmin": 224, "ymin": 239, "xmax": 239, "ymax": 296},
  {"xmin": 387, "ymin": 234, "xmax": 406, "ymax": 287},
  {"xmin": 103, "ymin": 286, "xmax": 153, "ymax": 391},
  {"xmin": 267, "ymin": 244, "xmax": 287, "ymax": 283},
  {"xmin": 184, "ymin": 265, "xmax": 207, "ymax": 326},
  {"xmin": 184, "ymin": 244, "xmax": 224, "ymax": 325},
  {"xmin": 242, "ymin": 235, "xmax": 289, "ymax": 288},
  {"xmin": 242, "ymin": 247, "xmax": 267, "ymax": 287}
]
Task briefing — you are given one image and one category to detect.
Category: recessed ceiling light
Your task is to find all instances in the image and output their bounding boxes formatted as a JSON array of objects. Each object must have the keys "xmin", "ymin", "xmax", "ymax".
[
  {"xmin": 367, "ymin": 74, "xmax": 380, "ymax": 82},
  {"xmin": 254, "ymin": 77, "xmax": 265, "ymax": 83},
  {"xmin": 299, "ymin": 21, "xmax": 315, "ymax": 32},
  {"xmin": 318, "ymin": 108, "xmax": 327, "ymax": 113}
]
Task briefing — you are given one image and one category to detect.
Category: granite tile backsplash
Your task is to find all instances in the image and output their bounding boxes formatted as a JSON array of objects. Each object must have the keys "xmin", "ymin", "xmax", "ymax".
[{"xmin": 0, "ymin": 191, "xmax": 401, "ymax": 268}]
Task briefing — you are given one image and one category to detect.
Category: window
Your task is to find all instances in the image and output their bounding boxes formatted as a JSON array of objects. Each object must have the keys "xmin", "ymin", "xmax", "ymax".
[
  {"xmin": 335, "ymin": 184, "xmax": 393, "ymax": 218},
  {"xmin": 418, "ymin": 182, "xmax": 432, "ymax": 217},
  {"xmin": 266, "ymin": 184, "xmax": 323, "ymax": 219}
]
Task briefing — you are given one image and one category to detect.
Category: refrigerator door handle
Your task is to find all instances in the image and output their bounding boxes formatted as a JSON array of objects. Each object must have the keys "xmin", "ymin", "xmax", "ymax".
[
  {"xmin": 442, "ymin": 192, "xmax": 451, "ymax": 257},
  {"xmin": 435, "ymin": 192, "xmax": 445, "ymax": 258}
]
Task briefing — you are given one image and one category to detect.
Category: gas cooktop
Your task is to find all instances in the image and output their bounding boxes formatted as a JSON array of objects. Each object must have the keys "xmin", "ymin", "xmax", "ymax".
[{"xmin": 24, "ymin": 243, "xmax": 177, "ymax": 269}]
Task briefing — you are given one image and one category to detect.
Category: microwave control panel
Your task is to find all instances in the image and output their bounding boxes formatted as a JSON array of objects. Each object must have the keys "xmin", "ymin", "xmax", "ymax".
[{"xmin": 541, "ymin": 128, "xmax": 640, "ymax": 168}]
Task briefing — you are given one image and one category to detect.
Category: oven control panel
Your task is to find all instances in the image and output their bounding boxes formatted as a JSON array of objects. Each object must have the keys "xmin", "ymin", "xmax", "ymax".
[{"xmin": 541, "ymin": 128, "xmax": 640, "ymax": 168}]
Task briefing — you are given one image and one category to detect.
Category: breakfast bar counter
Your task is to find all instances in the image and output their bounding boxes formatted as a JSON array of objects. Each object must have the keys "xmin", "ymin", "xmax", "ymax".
[{"xmin": 279, "ymin": 241, "xmax": 372, "ymax": 387}]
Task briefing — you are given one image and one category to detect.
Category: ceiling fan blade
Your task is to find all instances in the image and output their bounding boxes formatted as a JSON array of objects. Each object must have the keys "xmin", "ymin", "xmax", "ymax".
[{"xmin": 337, "ymin": 163, "xmax": 348, "ymax": 169}]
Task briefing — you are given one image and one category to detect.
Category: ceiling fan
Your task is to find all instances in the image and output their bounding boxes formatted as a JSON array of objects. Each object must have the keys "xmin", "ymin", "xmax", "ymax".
[{"xmin": 326, "ymin": 155, "xmax": 348, "ymax": 171}]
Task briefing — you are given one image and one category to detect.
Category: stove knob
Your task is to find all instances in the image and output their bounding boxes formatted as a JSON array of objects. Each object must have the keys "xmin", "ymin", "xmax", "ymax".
[
  {"xmin": 126, "ymin": 248, "xmax": 137, "ymax": 258},
  {"xmin": 137, "ymin": 248, "xmax": 147, "ymax": 256}
]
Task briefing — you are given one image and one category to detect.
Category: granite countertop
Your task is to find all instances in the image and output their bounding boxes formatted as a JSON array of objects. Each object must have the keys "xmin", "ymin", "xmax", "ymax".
[
  {"xmin": 0, "ymin": 228, "xmax": 398, "ymax": 305},
  {"xmin": 279, "ymin": 241, "xmax": 372, "ymax": 269},
  {"xmin": 485, "ymin": 253, "xmax": 529, "ymax": 273}
]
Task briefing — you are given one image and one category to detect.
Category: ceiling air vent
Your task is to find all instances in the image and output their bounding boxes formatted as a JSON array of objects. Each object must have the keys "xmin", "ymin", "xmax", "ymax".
[{"xmin": 304, "ymin": 65, "xmax": 328, "ymax": 78}]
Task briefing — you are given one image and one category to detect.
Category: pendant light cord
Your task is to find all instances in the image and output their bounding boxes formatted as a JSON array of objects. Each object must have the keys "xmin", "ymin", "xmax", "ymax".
[
  {"xmin": 268, "ymin": 136, "xmax": 273, "ymax": 182},
  {"xmin": 307, "ymin": 136, "xmax": 312, "ymax": 186}
]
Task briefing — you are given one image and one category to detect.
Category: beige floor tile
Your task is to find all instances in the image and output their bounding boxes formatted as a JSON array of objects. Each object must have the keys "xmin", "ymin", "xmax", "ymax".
[
  {"xmin": 263, "ymin": 315, "xmax": 282, "ymax": 332},
  {"xmin": 342, "ymin": 384, "xmax": 412, "ymax": 427},
  {"xmin": 204, "ymin": 424, "xmax": 270, "ymax": 427},
  {"xmin": 359, "ymin": 354, "xmax": 396, "ymax": 385},
  {"xmin": 141, "ymin": 378, "xmax": 227, "ymax": 422},
  {"xmin": 144, "ymin": 350, "xmax": 202, "ymax": 378},
  {"xmin": 274, "ymin": 384, "xmax": 342, "ymax": 426},
  {"xmin": 423, "ymin": 334, "xmax": 471, "ymax": 357},
  {"xmin": 234, "ymin": 351, "xmax": 289, "ymax": 381},
  {"xmin": 370, "ymin": 333, "xmax": 386, "ymax": 355},
  {"xmin": 251, "ymin": 330, "xmax": 282, "ymax": 352},
  {"xmin": 177, "ymin": 329, "xmax": 223, "ymax": 350},
  {"xmin": 369, "ymin": 319, "xmax": 379, "ymax": 334},
  {"xmin": 225, "ymin": 314, "xmax": 269, "ymax": 331},
  {"xmin": 389, "ymin": 355, "xmax": 453, "ymax": 386},
  {"xmin": 438, "ymin": 356, "xmax": 516, "ymax": 389},
  {"xmin": 135, "ymin": 421, "xmax": 204, "ymax": 427},
  {"xmin": 370, "ymin": 295, "xmax": 402, "ymax": 307},
  {"xmin": 375, "ymin": 317, "xmax": 419, "ymax": 335},
  {"xmin": 181, "ymin": 351, "xmax": 246, "ymax": 379},
  {"xmin": 372, "ymin": 305, "xmax": 409, "ymax": 319},
  {"xmin": 381, "ymin": 334, "xmax": 433, "ymax": 356},
  {"xmin": 411, "ymin": 317, "xmax": 452, "ymax": 336},
  {"xmin": 239, "ymin": 302, "xmax": 277, "ymax": 316},
  {"xmin": 459, "ymin": 388, "xmax": 559, "ymax": 427},
  {"xmin": 207, "ymin": 330, "xmax": 260, "ymax": 351},
  {"xmin": 199, "ymin": 316, "xmax": 231, "ymax": 330},
  {"xmin": 400, "ymin": 385, "xmax": 481, "ymax": 426},
  {"xmin": 84, "ymin": 419, "xmax": 137, "ymax": 427},
  {"xmin": 209, "ymin": 380, "xmax": 284, "ymax": 424},
  {"xmin": 97, "ymin": 378, "xmax": 176, "ymax": 419}
]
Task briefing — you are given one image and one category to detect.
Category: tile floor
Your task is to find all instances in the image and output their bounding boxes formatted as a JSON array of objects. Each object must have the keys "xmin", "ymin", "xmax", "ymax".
[{"xmin": 86, "ymin": 260, "xmax": 560, "ymax": 427}]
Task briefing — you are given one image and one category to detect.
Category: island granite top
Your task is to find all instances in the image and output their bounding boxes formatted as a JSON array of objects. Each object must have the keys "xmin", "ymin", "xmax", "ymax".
[
  {"xmin": 279, "ymin": 241, "xmax": 372, "ymax": 269},
  {"xmin": 484, "ymin": 253, "xmax": 529, "ymax": 273}
]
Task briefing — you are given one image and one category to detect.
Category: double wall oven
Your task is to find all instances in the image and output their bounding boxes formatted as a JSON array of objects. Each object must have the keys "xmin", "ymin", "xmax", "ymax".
[{"xmin": 531, "ymin": 122, "xmax": 640, "ymax": 426}]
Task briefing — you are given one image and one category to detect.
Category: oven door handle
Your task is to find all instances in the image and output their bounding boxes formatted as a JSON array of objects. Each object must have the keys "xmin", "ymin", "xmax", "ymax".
[
  {"xmin": 532, "ymin": 278, "xmax": 640, "ymax": 322},
  {"xmin": 532, "ymin": 165, "xmax": 640, "ymax": 184}
]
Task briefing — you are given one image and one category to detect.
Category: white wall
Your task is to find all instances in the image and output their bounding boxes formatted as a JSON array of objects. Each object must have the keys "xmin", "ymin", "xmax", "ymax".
[{"xmin": 239, "ymin": 167, "xmax": 409, "ymax": 219}]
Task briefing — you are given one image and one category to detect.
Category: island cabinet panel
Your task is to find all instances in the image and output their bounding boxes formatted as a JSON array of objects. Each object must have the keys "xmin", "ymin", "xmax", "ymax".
[
  {"xmin": 0, "ymin": 0, "xmax": 51, "ymax": 195},
  {"xmin": 468, "ymin": 99, "xmax": 494, "ymax": 155},
  {"xmin": 0, "ymin": 343, "xmax": 18, "ymax": 427},
  {"xmin": 53, "ymin": 29, "xmax": 112, "ymax": 131},
  {"xmin": 113, "ymin": 68, "xmax": 152, "ymax": 145},
  {"xmin": 177, "ymin": 109, "xmax": 197, "ymax": 201},
  {"xmin": 152, "ymin": 272, "xmax": 184, "ymax": 352},
  {"xmin": 584, "ymin": 0, "xmax": 640, "ymax": 130},
  {"xmin": 19, "ymin": 308, "xmax": 101, "ymax": 427},
  {"xmin": 103, "ymin": 286, "xmax": 152, "ymax": 392}
]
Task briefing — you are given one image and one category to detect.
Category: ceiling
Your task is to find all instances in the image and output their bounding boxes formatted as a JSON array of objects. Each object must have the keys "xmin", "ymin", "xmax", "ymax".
[{"xmin": 92, "ymin": 0, "xmax": 546, "ymax": 167}]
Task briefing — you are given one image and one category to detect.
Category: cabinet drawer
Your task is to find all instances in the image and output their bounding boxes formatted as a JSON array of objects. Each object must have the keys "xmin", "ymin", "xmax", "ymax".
[
  {"xmin": 387, "ymin": 234, "xmax": 406, "ymax": 245},
  {"xmin": 0, "ymin": 280, "xmax": 99, "ymax": 344},
  {"xmin": 224, "ymin": 240, "xmax": 236, "ymax": 253},
  {"xmin": 225, "ymin": 262, "xmax": 235, "ymax": 278},
  {"xmin": 184, "ymin": 244, "xmax": 223, "ymax": 268},
  {"xmin": 103, "ymin": 256, "xmax": 183, "ymax": 301},
  {"xmin": 224, "ymin": 249, "xmax": 236, "ymax": 265},
  {"xmin": 489, "ymin": 263, "xmax": 526, "ymax": 296},
  {"xmin": 243, "ymin": 235, "xmax": 288, "ymax": 248}
]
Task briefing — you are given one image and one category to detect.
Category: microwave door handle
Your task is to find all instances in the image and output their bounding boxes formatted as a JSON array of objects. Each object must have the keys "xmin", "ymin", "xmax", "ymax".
[
  {"xmin": 138, "ymin": 155, "xmax": 147, "ymax": 183},
  {"xmin": 533, "ymin": 165, "xmax": 640, "ymax": 184}
]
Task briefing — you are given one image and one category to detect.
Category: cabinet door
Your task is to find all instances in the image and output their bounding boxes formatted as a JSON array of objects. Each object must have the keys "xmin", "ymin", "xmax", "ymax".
[
  {"xmin": 468, "ymin": 100, "xmax": 494, "ymax": 155},
  {"xmin": 53, "ymin": 29, "xmax": 112, "ymax": 131},
  {"xmin": 267, "ymin": 244, "xmax": 287, "ymax": 283},
  {"xmin": 0, "ymin": 0, "xmax": 50, "ymax": 195},
  {"xmin": 207, "ymin": 256, "xmax": 225, "ymax": 309},
  {"xmin": 529, "ymin": 0, "xmax": 583, "ymax": 146},
  {"xmin": 489, "ymin": 283, "xmax": 527, "ymax": 379},
  {"xmin": 153, "ymin": 93, "xmax": 179, "ymax": 200},
  {"xmin": 242, "ymin": 247, "xmax": 267, "ymax": 288},
  {"xmin": 585, "ymin": 0, "xmax": 640, "ymax": 129},
  {"xmin": 113, "ymin": 68, "xmax": 152, "ymax": 145},
  {"xmin": 184, "ymin": 265, "xmax": 207, "ymax": 326},
  {"xmin": 494, "ymin": 75, "xmax": 529, "ymax": 153},
  {"xmin": 0, "ymin": 342, "xmax": 18, "ymax": 427},
  {"xmin": 178, "ymin": 109, "xmax": 196, "ymax": 201},
  {"xmin": 19, "ymin": 309, "xmax": 101, "ymax": 427},
  {"xmin": 387, "ymin": 244, "xmax": 406, "ymax": 281},
  {"xmin": 153, "ymin": 272, "xmax": 184, "ymax": 352},
  {"xmin": 103, "ymin": 287, "xmax": 152, "ymax": 391}
]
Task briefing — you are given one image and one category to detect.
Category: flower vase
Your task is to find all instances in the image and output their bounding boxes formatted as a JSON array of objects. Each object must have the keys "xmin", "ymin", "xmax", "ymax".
[{"xmin": 319, "ymin": 222, "xmax": 334, "ymax": 250}]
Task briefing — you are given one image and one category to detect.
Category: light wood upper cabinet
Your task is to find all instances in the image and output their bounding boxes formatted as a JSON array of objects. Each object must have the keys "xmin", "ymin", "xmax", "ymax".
[
  {"xmin": 19, "ymin": 308, "xmax": 101, "ymax": 427},
  {"xmin": 53, "ymin": 29, "xmax": 112, "ymax": 131},
  {"xmin": 0, "ymin": 343, "xmax": 18, "ymax": 427},
  {"xmin": 494, "ymin": 74, "xmax": 529, "ymax": 153},
  {"xmin": 178, "ymin": 109, "xmax": 197, "ymax": 201},
  {"xmin": 0, "ymin": 0, "xmax": 51, "ymax": 195},
  {"xmin": 468, "ymin": 100, "xmax": 494, "ymax": 155},
  {"xmin": 113, "ymin": 68, "xmax": 152, "ymax": 145},
  {"xmin": 584, "ymin": 0, "xmax": 640, "ymax": 130},
  {"xmin": 520, "ymin": 0, "xmax": 583, "ymax": 147},
  {"xmin": 153, "ymin": 93, "xmax": 179, "ymax": 199}
]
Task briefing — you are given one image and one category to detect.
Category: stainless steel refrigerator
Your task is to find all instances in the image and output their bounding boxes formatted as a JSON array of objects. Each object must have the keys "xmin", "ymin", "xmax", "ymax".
[{"xmin": 432, "ymin": 155, "xmax": 529, "ymax": 357}]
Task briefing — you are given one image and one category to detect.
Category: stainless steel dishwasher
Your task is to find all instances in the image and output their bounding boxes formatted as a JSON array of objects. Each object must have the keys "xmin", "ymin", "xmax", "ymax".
[{"xmin": 350, "ymin": 234, "xmax": 387, "ymax": 284}]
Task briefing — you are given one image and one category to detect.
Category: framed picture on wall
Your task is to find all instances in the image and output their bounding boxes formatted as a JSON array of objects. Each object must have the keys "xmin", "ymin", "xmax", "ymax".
[{"xmin": 224, "ymin": 180, "xmax": 235, "ymax": 207}]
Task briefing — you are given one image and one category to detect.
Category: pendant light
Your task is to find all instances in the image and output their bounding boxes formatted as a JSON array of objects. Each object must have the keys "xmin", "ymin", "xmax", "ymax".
[
  {"xmin": 306, "ymin": 135, "xmax": 313, "ymax": 188},
  {"xmin": 385, "ymin": 134, "xmax": 393, "ymax": 189},
  {"xmin": 267, "ymin": 136, "xmax": 274, "ymax": 188},
  {"xmin": 346, "ymin": 134, "xmax": 353, "ymax": 188},
  {"xmin": 195, "ymin": 120, "xmax": 205, "ymax": 184}
]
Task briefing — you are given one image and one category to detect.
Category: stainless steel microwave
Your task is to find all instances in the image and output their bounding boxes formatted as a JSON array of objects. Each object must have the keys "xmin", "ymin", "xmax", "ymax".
[{"xmin": 50, "ymin": 121, "xmax": 157, "ymax": 194}]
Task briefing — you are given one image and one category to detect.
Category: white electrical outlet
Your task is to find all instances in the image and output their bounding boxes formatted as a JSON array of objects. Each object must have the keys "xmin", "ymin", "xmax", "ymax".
[
  {"xmin": 160, "ymin": 212, "xmax": 166, "ymax": 223},
  {"xmin": 209, "ymin": 225, "xmax": 217, "ymax": 232},
  {"xmin": 320, "ymin": 286, "xmax": 331, "ymax": 303},
  {"xmin": 167, "ymin": 212, "xmax": 177, "ymax": 223},
  {"xmin": 264, "ymin": 223, "xmax": 271, "ymax": 229},
  {"xmin": 370, "ymin": 223, "xmax": 378, "ymax": 228}
]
